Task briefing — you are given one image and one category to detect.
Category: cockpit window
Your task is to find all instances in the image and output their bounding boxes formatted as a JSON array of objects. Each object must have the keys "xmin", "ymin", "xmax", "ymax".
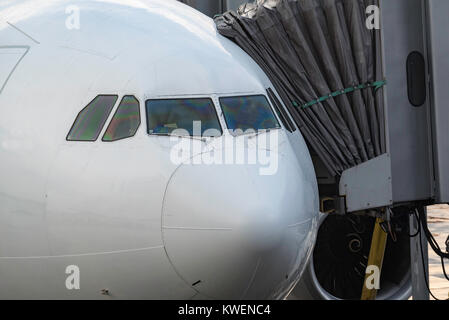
[
  {"xmin": 67, "ymin": 95, "xmax": 118, "ymax": 141},
  {"xmin": 145, "ymin": 98, "xmax": 222, "ymax": 137},
  {"xmin": 103, "ymin": 95, "xmax": 141, "ymax": 142},
  {"xmin": 219, "ymin": 95, "xmax": 280, "ymax": 135}
]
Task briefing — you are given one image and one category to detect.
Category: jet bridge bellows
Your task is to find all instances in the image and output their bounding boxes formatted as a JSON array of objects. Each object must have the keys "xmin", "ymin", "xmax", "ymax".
[
  {"xmin": 215, "ymin": 0, "xmax": 385, "ymax": 179},
  {"xmin": 213, "ymin": 0, "xmax": 449, "ymax": 213}
]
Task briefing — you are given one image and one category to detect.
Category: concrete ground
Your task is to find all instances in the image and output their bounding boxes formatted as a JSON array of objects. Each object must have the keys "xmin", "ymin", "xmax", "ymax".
[{"xmin": 426, "ymin": 205, "xmax": 449, "ymax": 300}]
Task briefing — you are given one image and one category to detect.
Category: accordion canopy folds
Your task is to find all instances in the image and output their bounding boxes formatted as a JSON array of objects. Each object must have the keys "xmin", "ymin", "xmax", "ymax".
[{"xmin": 215, "ymin": 0, "xmax": 385, "ymax": 176}]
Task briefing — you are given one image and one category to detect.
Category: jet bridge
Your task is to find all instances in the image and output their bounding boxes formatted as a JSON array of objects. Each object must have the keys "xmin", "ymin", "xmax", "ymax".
[
  {"xmin": 180, "ymin": 0, "xmax": 449, "ymax": 300},
  {"xmin": 213, "ymin": 0, "xmax": 440, "ymax": 212}
]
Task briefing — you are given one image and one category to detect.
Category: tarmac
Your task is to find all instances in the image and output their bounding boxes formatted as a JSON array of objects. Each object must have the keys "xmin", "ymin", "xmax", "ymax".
[{"xmin": 427, "ymin": 205, "xmax": 449, "ymax": 300}]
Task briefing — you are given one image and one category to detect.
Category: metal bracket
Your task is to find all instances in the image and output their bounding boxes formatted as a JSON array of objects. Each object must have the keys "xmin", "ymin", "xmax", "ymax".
[
  {"xmin": 320, "ymin": 196, "xmax": 346, "ymax": 215},
  {"xmin": 339, "ymin": 154, "xmax": 393, "ymax": 213}
]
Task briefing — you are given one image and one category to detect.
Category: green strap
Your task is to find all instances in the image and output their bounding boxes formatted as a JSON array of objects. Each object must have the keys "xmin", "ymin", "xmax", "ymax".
[{"xmin": 295, "ymin": 80, "xmax": 386, "ymax": 109}]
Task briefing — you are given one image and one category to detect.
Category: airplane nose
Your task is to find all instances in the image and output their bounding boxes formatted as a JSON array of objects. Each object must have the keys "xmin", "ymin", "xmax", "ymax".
[{"xmin": 162, "ymin": 141, "xmax": 319, "ymax": 299}]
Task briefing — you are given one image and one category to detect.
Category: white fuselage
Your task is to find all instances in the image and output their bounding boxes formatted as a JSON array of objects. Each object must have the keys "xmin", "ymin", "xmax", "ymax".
[{"xmin": 0, "ymin": 0, "xmax": 319, "ymax": 299}]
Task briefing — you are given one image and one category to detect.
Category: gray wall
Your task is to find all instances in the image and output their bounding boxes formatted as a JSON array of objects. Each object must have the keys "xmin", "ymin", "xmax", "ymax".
[
  {"xmin": 225, "ymin": 0, "xmax": 246, "ymax": 11},
  {"xmin": 381, "ymin": 0, "xmax": 434, "ymax": 203},
  {"xmin": 179, "ymin": 0, "xmax": 248, "ymax": 17}
]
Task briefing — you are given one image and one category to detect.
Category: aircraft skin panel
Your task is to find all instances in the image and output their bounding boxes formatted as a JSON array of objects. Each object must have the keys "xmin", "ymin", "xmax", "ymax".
[
  {"xmin": 162, "ymin": 134, "xmax": 318, "ymax": 299},
  {"xmin": 0, "ymin": 46, "xmax": 28, "ymax": 95},
  {"xmin": 0, "ymin": 246, "xmax": 197, "ymax": 299},
  {"xmin": 44, "ymin": 141, "xmax": 168, "ymax": 254}
]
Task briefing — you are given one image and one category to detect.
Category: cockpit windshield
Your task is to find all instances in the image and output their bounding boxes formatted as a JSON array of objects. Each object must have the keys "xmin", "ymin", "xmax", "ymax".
[
  {"xmin": 145, "ymin": 98, "xmax": 222, "ymax": 137},
  {"xmin": 219, "ymin": 95, "xmax": 280, "ymax": 135}
]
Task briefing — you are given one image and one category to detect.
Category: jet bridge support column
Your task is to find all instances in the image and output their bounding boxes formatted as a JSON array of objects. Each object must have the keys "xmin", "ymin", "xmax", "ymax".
[{"xmin": 410, "ymin": 207, "xmax": 429, "ymax": 300}]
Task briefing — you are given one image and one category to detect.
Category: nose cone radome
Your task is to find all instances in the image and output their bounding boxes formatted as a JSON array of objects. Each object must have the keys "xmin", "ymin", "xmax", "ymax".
[{"xmin": 162, "ymin": 143, "xmax": 319, "ymax": 299}]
